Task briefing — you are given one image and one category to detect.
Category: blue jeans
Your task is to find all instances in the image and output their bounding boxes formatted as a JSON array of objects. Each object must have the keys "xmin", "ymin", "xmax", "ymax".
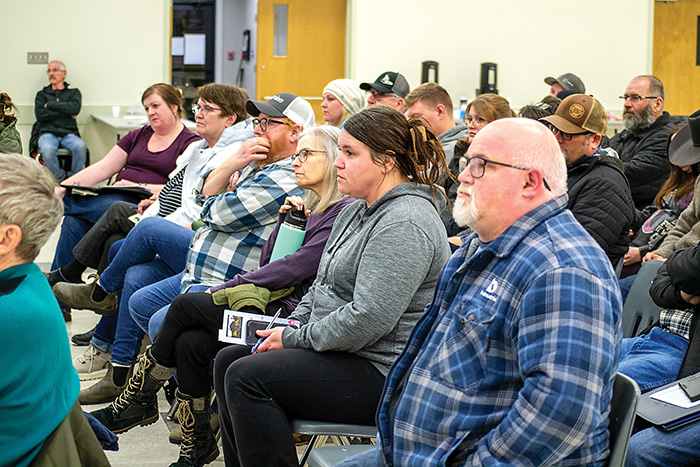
[
  {"xmin": 128, "ymin": 271, "xmax": 207, "ymax": 339},
  {"xmin": 91, "ymin": 241, "xmax": 122, "ymax": 354},
  {"xmin": 52, "ymin": 193, "xmax": 137, "ymax": 314},
  {"xmin": 619, "ymin": 326, "xmax": 688, "ymax": 392},
  {"xmin": 38, "ymin": 132, "xmax": 87, "ymax": 179},
  {"xmin": 336, "ymin": 446, "xmax": 383, "ymax": 467},
  {"xmin": 89, "ymin": 218, "xmax": 194, "ymax": 365},
  {"xmin": 98, "ymin": 217, "xmax": 194, "ymax": 293},
  {"xmin": 618, "ymin": 275, "xmax": 635, "ymax": 302},
  {"xmin": 625, "ymin": 422, "xmax": 700, "ymax": 466}
]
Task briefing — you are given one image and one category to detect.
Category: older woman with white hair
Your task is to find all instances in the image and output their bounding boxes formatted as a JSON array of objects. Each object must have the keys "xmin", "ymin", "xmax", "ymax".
[
  {"xmin": 0, "ymin": 154, "xmax": 108, "ymax": 466},
  {"xmin": 321, "ymin": 79, "xmax": 366, "ymax": 128}
]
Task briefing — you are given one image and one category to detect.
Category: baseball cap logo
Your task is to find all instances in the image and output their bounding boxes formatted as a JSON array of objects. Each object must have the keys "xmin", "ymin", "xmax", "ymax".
[
  {"xmin": 569, "ymin": 103, "xmax": 585, "ymax": 119},
  {"xmin": 271, "ymin": 95, "xmax": 285, "ymax": 103},
  {"xmin": 380, "ymin": 74, "xmax": 394, "ymax": 86}
]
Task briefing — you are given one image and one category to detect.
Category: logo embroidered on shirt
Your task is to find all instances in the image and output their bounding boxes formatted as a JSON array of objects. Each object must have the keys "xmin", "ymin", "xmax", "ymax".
[{"xmin": 480, "ymin": 278, "xmax": 498, "ymax": 302}]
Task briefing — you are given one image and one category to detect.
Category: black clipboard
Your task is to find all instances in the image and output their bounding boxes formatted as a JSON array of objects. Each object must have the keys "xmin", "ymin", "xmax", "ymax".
[
  {"xmin": 637, "ymin": 373, "xmax": 700, "ymax": 431},
  {"xmin": 61, "ymin": 184, "xmax": 152, "ymax": 201}
]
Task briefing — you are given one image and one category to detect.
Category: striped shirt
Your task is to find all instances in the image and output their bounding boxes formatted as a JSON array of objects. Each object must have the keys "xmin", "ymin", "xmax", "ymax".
[
  {"xmin": 376, "ymin": 195, "xmax": 622, "ymax": 466},
  {"xmin": 156, "ymin": 166, "xmax": 185, "ymax": 217}
]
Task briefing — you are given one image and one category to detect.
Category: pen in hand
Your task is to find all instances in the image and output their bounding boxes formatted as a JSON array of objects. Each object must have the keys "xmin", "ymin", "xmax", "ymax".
[{"xmin": 251, "ymin": 309, "xmax": 282, "ymax": 354}]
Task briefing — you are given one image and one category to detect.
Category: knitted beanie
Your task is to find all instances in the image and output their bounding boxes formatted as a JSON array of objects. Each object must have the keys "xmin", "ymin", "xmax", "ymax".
[{"xmin": 323, "ymin": 79, "xmax": 366, "ymax": 116}]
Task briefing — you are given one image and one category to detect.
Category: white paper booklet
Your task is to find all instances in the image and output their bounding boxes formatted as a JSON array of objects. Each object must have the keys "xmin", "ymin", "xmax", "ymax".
[{"xmin": 218, "ymin": 309, "xmax": 300, "ymax": 346}]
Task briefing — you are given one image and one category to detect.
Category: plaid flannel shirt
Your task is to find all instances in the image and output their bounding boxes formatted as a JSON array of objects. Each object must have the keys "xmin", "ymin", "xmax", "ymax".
[
  {"xmin": 376, "ymin": 195, "xmax": 622, "ymax": 467},
  {"xmin": 182, "ymin": 157, "xmax": 303, "ymax": 291},
  {"xmin": 660, "ymin": 308, "xmax": 694, "ymax": 340}
]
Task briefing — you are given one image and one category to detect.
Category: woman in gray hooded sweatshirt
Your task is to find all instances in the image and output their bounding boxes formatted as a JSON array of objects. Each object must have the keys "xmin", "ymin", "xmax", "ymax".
[{"xmin": 213, "ymin": 106, "xmax": 452, "ymax": 467}]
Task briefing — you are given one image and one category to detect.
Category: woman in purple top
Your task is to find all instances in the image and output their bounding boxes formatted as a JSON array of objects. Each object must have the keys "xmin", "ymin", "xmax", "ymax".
[
  {"xmin": 49, "ymin": 83, "xmax": 201, "ymax": 317},
  {"xmin": 92, "ymin": 125, "xmax": 352, "ymax": 466}
]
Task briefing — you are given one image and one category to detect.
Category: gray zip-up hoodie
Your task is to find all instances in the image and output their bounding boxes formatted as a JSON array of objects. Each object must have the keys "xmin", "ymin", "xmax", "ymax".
[
  {"xmin": 439, "ymin": 122, "xmax": 469, "ymax": 164},
  {"xmin": 281, "ymin": 182, "xmax": 451, "ymax": 374}
]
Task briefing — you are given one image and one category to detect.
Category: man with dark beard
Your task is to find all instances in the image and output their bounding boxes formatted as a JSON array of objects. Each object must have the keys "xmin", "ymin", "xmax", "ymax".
[{"xmin": 607, "ymin": 75, "xmax": 674, "ymax": 209}]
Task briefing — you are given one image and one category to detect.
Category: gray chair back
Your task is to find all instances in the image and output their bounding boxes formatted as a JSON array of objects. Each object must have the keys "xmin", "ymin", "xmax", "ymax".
[
  {"xmin": 607, "ymin": 372, "xmax": 641, "ymax": 467},
  {"xmin": 622, "ymin": 259, "xmax": 663, "ymax": 338}
]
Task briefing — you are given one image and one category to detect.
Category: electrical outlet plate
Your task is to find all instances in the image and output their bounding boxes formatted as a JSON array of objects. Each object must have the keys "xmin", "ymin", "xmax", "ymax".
[{"xmin": 27, "ymin": 52, "xmax": 49, "ymax": 64}]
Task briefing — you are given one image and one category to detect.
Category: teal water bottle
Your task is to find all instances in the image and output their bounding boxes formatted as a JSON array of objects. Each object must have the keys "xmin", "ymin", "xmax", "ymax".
[{"xmin": 269, "ymin": 209, "xmax": 307, "ymax": 262}]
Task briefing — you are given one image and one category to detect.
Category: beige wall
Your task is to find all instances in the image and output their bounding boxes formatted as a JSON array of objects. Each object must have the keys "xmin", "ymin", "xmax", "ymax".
[
  {"xmin": 346, "ymin": 0, "xmax": 654, "ymax": 117},
  {"xmin": 1, "ymin": 0, "xmax": 171, "ymax": 158},
  {"xmin": 3, "ymin": 0, "xmax": 655, "ymax": 159}
]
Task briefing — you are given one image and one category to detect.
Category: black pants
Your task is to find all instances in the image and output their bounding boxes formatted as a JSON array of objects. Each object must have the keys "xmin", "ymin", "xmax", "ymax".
[
  {"xmin": 150, "ymin": 292, "xmax": 291, "ymax": 397},
  {"xmin": 72, "ymin": 201, "xmax": 136, "ymax": 273},
  {"xmin": 150, "ymin": 292, "xmax": 230, "ymax": 397},
  {"xmin": 213, "ymin": 345, "xmax": 385, "ymax": 467}
]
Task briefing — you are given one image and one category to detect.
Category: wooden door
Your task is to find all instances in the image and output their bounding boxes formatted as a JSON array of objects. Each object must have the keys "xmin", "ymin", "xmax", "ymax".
[
  {"xmin": 256, "ymin": 0, "xmax": 346, "ymax": 124},
  {"xmin": 653, "ymin": 0, "xmax": 700, "ymax": 115}
]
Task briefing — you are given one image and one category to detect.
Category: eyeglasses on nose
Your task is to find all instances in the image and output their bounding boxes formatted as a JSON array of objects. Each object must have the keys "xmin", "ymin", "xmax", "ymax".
[
  {"xmin": 458, "ymin": 156, "xmax": 550, "ymax": 190},
  {"xmin": 253, "ymin": 117, "xmax": 286, "ymax": 131},
  {"xmin": 619, "ymin": 94, "xmax": 658, "ymax": 103},
  {"xmin": 291, "ymin": 149, "xmax": 326, "ymax": 163},
  {"xmin": 192, "ymin": 103, "xmax": 222, "ymax": 115},
  {"xmin": 547, "ymin": 124, "xmax": 590, "ymax": 142},
  {"xmin": 369, "ymin": 90, "xmax": 398, "ymax": 100}
]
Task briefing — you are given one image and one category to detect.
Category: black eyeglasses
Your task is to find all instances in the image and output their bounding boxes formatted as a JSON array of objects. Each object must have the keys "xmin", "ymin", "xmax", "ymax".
[
  {"xmin": 192, "ymin": 103, "xmax": 222, "ymax": 115},
  {"xmin": 369, "ymin": 90, "xmax": 399, "ymax": 100},
  {"xmin": 619, "ymin": 94, "xmax": 659, "ymax": 103},
  {"xmin": 253, "ymin": 117, "xmax": 286, "ymax": 131},
  {"xmin": 459, "ymin": 156, "xmax": 551, "ymax": 191},
  {"xmin": 291, "ymin": 149, "xmax": 325, "ymax": 163},
  {"xmin": 546, "ymin": 124, "xmax": 589, "ymax": 142}
]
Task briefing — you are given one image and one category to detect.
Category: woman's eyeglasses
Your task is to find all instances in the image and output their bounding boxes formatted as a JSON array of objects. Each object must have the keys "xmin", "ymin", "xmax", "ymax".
[
  {"xmin": 192, "ymin": 103, "xmax": 222, "ymax": 115},
  {"xmin": 291, "ymin": 149, "xmax": 326, "ymax": 163}
]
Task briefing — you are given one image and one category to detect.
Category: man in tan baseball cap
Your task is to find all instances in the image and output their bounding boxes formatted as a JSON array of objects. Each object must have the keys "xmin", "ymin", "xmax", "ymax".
[{"xmin": 541, "ymin": 94, "xmax": 636, "ymax": 266}]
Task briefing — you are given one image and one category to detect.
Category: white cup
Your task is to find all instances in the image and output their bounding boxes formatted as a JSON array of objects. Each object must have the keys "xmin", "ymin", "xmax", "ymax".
[{"xmin": 111, "ymin": 106, "xmax": 121, "ymax": 118}]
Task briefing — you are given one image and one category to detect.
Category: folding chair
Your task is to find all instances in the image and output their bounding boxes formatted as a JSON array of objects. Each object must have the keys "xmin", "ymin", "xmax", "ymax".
[{"xmin": 622, "ymin": 259, "xmax": 663, "ymax": 338}]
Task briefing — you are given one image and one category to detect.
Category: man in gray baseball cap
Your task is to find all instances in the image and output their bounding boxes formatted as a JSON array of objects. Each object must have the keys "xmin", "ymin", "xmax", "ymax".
[
  {"xmin": 360, "ymin": 71, "xmax": 410, "ymax": 112},
  {"xmin": 544, "ymin": 73, "xmax": 586, "ymax": 97},
  {"xmin": 245, "ymin": 92, "xmax": 316, "ymax": 130}
]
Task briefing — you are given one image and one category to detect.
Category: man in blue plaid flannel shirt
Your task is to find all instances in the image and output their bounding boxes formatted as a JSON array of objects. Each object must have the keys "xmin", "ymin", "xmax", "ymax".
[{"xmin": 339, "ymin": 118, "xmax": 622, "ymax": 466}]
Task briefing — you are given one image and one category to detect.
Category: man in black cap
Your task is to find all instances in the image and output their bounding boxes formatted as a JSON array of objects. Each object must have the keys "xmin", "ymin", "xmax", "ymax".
[
  {"xmin": 544, "ymin": 72, "xmax": 586, "ymax": 97},
  {"xmin": 541, "ymin": 93, "xmax": 636, "ymax": 266},
  {"xmin": 360, "ymin": 71, "xmax": 410, "ymax": 112}
]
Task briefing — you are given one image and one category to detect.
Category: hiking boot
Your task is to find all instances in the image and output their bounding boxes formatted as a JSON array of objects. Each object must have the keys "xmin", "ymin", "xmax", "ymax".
[
  {"xmin": 169, "ymin": 413, "xmax": 219, "ymax": 445},
  {"xmin": 169, "ymin": 391, "xmax": 219, "ymax": 467},
  {"xmin": 79, "ymin": 362, "xmax": 133, "ymax": 405},
  {"xmin": 71, "ymin": 326, "xmax": 96, "ymax": 346},
  {"xmin": 74, "ymin": 344, "xmax": 110, "ymax": 380},
  {"xmin": 53, "ymin": 277, "xmax": 118, "ymax": 315},
  {"xmin": 89, "ymin": 348, "xmax": 175, "ymax": 434}
]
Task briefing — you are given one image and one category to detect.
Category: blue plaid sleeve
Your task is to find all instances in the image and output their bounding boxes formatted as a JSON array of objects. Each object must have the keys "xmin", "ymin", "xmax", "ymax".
[{"xmin": 199, "ymin": 162, "xmax": 301, "ymax": 234}]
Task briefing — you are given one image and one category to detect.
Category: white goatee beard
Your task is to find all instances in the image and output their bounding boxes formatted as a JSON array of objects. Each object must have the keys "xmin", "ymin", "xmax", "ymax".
[{"xmin": 453, "ymin": 189, "xmax": 480, "ymax": 227}]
